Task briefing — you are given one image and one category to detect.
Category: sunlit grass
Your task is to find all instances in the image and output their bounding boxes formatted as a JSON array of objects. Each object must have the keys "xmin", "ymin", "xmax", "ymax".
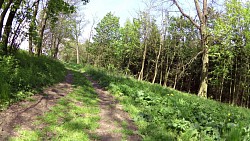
[
  {"xmin": 85, "ymin": 66, "xmax": 250, "ymax": 141},
  {"xmin": 10, "ymin": 69, "xmax": 100, "ymax": 141}
]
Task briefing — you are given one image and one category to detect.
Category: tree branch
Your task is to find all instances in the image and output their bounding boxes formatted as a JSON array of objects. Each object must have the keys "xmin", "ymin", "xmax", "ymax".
[
  {"xmin": 179, "ymin": 50, "xmax": 204, "ymax": 77},
  {"xmin": 173, "ymin": 0, "xmax": 200, "ymax": 29},
  {"xmin": 194, "ymin": 0, "xmax": 203, "ymax": 22}
]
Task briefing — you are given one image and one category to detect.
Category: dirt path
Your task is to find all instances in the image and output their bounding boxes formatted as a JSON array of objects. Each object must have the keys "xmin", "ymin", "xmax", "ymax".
[
  {"xmin": 85, "ymin": 74, "xmax": 141, "ymax": 141},
  {"xmin": 0, "ymin": 71, "xmax": 74, "ymax": 140},
  {"xmin": 0, "ymin": 71, "xmax": 141, "ymax": 141}
]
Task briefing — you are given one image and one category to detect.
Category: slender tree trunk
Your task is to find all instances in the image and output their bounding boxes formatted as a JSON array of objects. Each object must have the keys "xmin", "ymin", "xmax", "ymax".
[
  {"xmin": 2, "ymin": 0, "xmax": 22, "ymax": 55},
  {"xmin": 232, "ymin": 58, "xmax": 238, "ymax": 105},
  {"xmin": 219, "ymin": 77, "xmax": 224, "ymax": 102},
  {"xmin": 173, "ymin": 73, "xmax": 178, "ymax": 89},
  {"xmin": 0, "ymin": 0, "xmax": 13, "ymax": 39},
  {"xmin": 37, "ymin": 10, "xmax": 48, "ymax": 56},
  {"xmin": 29, "ymin": 0, "xmax": 40, "ymax": 54},
  {"xmin": 229, "ymin": 70, "xmax": 233, "ymax": 104},
  {"xmin": 10, "ymin": 20, "xmax": 22, "ymax": 52},
  {"xmin": 125, "ymin": 58, "xmax": 131, "ymax": 75},
  {"xmin": 76, "ymin": 41, "xmax": 80, "ymax": 64},
  {"xmin": 159, "ymin": 59, "xmax": 163, "ymax": 84},
  {"xmin": 53, "ymin": 38, "xmax": 60, "ymax": 59},
  {"xmin": 138, "ymin": 43, "xmax": 147, "ymax": 81},
  {"xmin": 163, "ymin": 51, "xmax": 175, "ymax": 87},
  {"xmin": 51, "ymin": 34, "xmax": 56, "ymax": 57},
  {"xmin": 152, "ymin": 43, "xmax": 162, "ymax": 83}
]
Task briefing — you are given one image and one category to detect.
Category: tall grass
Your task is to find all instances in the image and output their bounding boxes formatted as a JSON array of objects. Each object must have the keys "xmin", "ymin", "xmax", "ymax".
[
  {"xmin": 85, "ymin": 66, "xmax": 250, "ymax": 140},
  {"xmin": 0, "ymin": 51, "xmax": 66, "ymax": 109}
]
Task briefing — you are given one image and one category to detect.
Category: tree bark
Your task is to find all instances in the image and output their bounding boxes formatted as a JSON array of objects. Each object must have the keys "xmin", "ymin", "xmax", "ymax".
[
  {"xmin": 198, "ymin": 47, "xmax": 208, "ymax": 98},
  {"xmin": 2, "ymin": 0, "xmax": 22, "ymax": 55},
  {"xmin": 173, "ymin": 0, "xmax": 208, "ymax": 98},
  {"xmin": 76, "ymin": 40, "xmax": 80, "ymax": 64},
  {"xmin": 0, "ymin": 0, "xmax": 13, "ymax": 39},
  {"xmin": 53, "ymin": 38, "xmax": 60, "ymax": 59},
  {"xmin": 29, "ymin": 0, "xmax": 40, "ymax": 54},
  {"xmin": 37, "ymin": 10, "xmax": 48, "ymax": 56},
  {"xmin": 152, "ymin": 43, "xmax": 162, "ymax": 83},
  {"xmin": 138, "ymin": 42, "xmax": 147, "ymax": 81}
]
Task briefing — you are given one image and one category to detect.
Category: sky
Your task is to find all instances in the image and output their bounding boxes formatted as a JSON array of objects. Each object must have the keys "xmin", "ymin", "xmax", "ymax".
[
  {"xmin": 21, "ymin": 0, "xmax": 248, "ymax": 48},
  {"xmin": 79, "ymin": 0, "xmax": 146, "ymax": 40}
]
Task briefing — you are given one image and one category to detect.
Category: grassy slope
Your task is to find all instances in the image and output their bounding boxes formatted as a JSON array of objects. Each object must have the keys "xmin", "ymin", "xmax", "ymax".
[
  {"xmin": 0, "ymin": 51, "xmax": 66, "ymax": 109},
  {"xmin": 10, "ymin": 69, "xmax": 100, "ymax": 141},
  {"xmin": 85, "ymin": 66, "xmax": 250, "ymax": 141}
]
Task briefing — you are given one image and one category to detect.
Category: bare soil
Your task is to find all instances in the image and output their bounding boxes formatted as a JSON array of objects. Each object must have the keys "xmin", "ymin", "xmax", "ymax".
[
  {"xmin": 0, "ymin": 72, "xmax": 73, "ymax": 140},
  {"xmin": 0, "ymin": 71, "xmax": 141, "ymax": 141},
  {"xmin": 85, "ymin": 74, "xmax": 141, "ymax": 141}
]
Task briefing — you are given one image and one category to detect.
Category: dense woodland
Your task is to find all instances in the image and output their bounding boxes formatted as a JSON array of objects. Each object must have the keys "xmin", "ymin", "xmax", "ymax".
[{"xmin": 0, "ymin": 0, "xmax": 250, "ymax": 108}]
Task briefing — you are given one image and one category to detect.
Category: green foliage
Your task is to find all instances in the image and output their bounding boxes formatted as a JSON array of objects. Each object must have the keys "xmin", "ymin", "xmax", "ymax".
[
  {"xmin": 85, "ymin": 66, "xmax": 250, "ymax": 140},
  {"xmin": 90, "ymin": 12, "xmax": 121, "ymax": 68},
  {"xmin": 0, "ymin": 51, "xmax": 66, "ymax": 109}
]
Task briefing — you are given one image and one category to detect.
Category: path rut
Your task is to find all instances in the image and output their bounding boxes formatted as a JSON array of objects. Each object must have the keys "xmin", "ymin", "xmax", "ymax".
[
  {"xmin": 0, "ymin": 72, "xmax": 73, "ymax": 140},
  {"xmin": 85, "ymin": 74, "xmax": 141, "ymax": 141}
]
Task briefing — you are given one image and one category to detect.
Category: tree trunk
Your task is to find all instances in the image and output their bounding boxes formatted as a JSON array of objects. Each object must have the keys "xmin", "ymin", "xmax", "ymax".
[
  {"xmin": 152, "ymin": 43, "xmax": 162, "ymax": 83},
  {"xmin": 76, "ymin": 41, "xmax": 80, "ymax": 64},
  {"xmin": 198, "ymin": 47, "xmax": 208, "ymax": 98},
  {"xmin": 29, "ymin": 0, "xmax": 40, "ymax": 54},
  {"xmin": 138, "ymin": 43, "xmax": 147, "ymax": 81},
  {"xmin": 10, "ymin": 20, "xmax": 22, "ymax": 52},
  {"xmin": 159, "ymin": 59, "xmax": 163, "ymax": 84},
  {"xmin": 0, "ymin": 0, "xmax": 13, "ymax": 39},
  {"xmin": 51, "ymin": 34, "xmax": 56, "ymax": 57},
  {"xmin": 53, "ymin": 38, "xmax": 60, "ymax": 59},
  {"xmin": 174, "ymin": 0, "xmax": 208, "ymax": 98},
  {"xmin": 2, "ymin": 0, "xmax": 22, "ymax": 55},
  {"xmin": 173, "ymin": 73, "xmax": 178, "ymax": 89},
  {"xmin": 37, "ymin": 10, "xmax": 48, "ymax": 56}
]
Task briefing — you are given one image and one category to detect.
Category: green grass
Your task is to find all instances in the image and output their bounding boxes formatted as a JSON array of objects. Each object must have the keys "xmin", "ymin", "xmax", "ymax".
[
  {"xmin": 0, "ymin": 51, "xmax": 66, "ymax": 109},
  {"xmin": 85, "ymin": 66, "xmax": 250, "ymax": 141},
  {"xmin": 10, "ymin": 69, "xmax": 100, "ymax": 141}
]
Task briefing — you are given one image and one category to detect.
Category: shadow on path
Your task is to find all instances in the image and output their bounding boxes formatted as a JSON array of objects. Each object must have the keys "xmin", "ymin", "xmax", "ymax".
[
  {"xmin": 0, "ymin": 71, "xmax": 73, "ymax": 140},
  {"xmin": 84, "ymin": 73, "xmax": 141, "ymax": 141}
]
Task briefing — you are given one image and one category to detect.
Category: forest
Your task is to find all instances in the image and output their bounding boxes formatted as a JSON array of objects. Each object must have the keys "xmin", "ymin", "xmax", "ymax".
[{"xmin": 1, "ymin": 0, "xmax": 250, "ymax": 140}]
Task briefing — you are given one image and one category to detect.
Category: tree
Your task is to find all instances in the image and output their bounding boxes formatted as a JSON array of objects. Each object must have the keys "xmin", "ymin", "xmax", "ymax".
[
  {"xmin": 92, "ymin": 12, "xmax": 120, "ymax": 68},
  {"xmin": 36, "ymin": 0, "xmax": 75, "ymax": 56},
  {"xmin": 29, "ymin": 0, "xmax": 40, "ymax": 54},
  {"xmin": 137, "ymin": 12, "xmax": 151, "ymax": 81},
  {"xmin": 0, "ymin": 0, "xmax": 13, "ymax": 39},
  {"xmin": 170, "ymin": 0, "xmax": 209, "ymax": 98},
  {"xmin": 120, "ymin": 19, "xmax": 141, "ymax": 75},
  {"xmin": 1, "ymin": 0, "xmax": 23, "ymax": 55}
]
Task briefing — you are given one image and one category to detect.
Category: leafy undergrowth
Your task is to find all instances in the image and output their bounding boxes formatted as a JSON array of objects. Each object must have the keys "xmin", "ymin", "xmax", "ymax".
[
  {"xmin": 85, "ymin": 66, "xmax": 250, "ymax": 141},
  {"xmin": 10, "ymin": 69, "xmax": 100, "ymax": 141},
  {"xmin": 0, "ymin": 51, "xmax": 66, "ymax": 109}
]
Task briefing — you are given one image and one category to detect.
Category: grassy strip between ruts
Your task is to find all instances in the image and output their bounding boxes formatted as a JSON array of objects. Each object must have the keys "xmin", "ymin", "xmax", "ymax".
[
  {"xmin": 85, "ymin": 66, "xmax": 250, "ymax": 141},
  {"xmin": 10, "ymin": 69, "xmax": 100, "ymax": 141},
  {"xmin": 65, "ymin": 63, "xmax": 139, "ymax": 141}
]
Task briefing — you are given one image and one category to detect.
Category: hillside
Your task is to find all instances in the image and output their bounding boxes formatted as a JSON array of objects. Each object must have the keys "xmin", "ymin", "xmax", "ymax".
[
  {"xmin": 0, "ymin": 51, "xmax": 66, "ymax": 109},
  {"xmin": 85, "ymin": 66, "xmax": 250, "ymax": 140},
  {"xmin": 1, "ymin": 60, "xmax": 250, "ymax": 140}
]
